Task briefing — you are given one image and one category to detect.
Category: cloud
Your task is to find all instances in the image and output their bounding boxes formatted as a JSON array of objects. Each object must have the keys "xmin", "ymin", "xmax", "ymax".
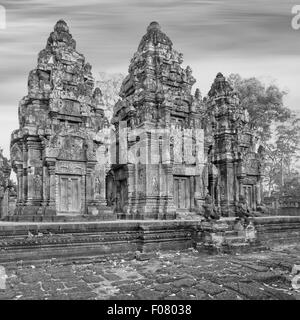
[{"xmin": 0, "ymin": 0, "xmax": 299, "ymax": 155}]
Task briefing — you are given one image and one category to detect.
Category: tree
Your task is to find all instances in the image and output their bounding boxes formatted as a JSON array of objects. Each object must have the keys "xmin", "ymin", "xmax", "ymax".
[
  {"xmin": 262, "ymin": 115, "xmax": 300, "ymax": 195},
  {"xmin": 227, "ymin": 74, "xmax": 300, "ymax": 197},
  {"xmin": 275, "ymin": 117, "xmax": 300, "ymax": 175},
  {"xmin": 262, "ymin": 143, "xmax": 282, "ymax": 195},
  {"xmin": 280, "ymin": 171, "xmax": 300, "ymax": 197},
  {"xmin": 96, "ymin": 72, "xmax": 125, "ymax": 121},
  {"xmin": 228, "ymin": 74, "xmax": 291, "ymax": 143}
]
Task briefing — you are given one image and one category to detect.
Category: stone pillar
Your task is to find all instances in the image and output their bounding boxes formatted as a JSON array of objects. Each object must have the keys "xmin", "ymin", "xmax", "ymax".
[
  {"xmin": 42, "ymin": 165, "xmax": 49, "ymax": 206},
  {"xmin": 190, "ymin": 176, "xmax": 195, "ymax": 210},
  {"xmin": 16, "ymin": 164, "xmax": 23, "ymax": 205},
  {"xmin": 46, "ymin": 161, "xmax": 56, "ymax": 215},
  {"xmin": 163, "ymin": 164, "xmax": 176, "ymax": 219},
  {"xmin": 256, "ymin": 181, "xmax": 262, "ymax": 206},
  {"xmin": 26, "ymin": 138, "xmax": 43, "ymax": 207},
  {"xmin": 86, "ymin": 164, "xmax": 94, "ymax": 203},
  {"xmin": 126, "ymin": 164, "xmax": 135, "ymax": 215}
]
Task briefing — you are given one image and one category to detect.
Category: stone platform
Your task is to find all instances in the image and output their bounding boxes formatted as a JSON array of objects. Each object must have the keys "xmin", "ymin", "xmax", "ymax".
[
  {"xmin": 1, "ymin": 245, "xmax": 300, "ymax": 300},
  {"xmin": 0, "ymin": 216, "xmax": 300, "ymax": 264}
]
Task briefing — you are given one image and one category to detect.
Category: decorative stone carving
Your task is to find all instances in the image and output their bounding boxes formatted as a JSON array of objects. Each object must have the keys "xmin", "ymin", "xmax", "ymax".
[
  {"xmin": 205, "ymin": 73, "xmax": 262, "ymax": 217},
  {"xmin": 111, "ymin": 22, "xmax": 205, "ymax": 219},
  {"xmin": 9, "ymin": 20, "xmax": 111, "ymax": 220},
  {"xmin": 0, "ymin": 149, "xmax": 16, "ymax": 219}
]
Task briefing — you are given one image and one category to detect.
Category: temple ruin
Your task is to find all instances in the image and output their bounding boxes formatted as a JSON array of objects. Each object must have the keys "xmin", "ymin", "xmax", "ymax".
[
  {"xmin": 0, "ymin": 149, "xmax": 16, "ymax": 219},
  {"xmin": 205, "ymin": 73, "xmax": 264, "ymax": 217},
  {"xmin": 109, "ymin": 21, "xmax": 206, "ymax": 219},
  {"xmin": 10, "ymin": 20, "xmax": 111, "ymax": 220},
  {"xmin": 8, "ymin": 20, "xmax": 263, "ymax": 221},
  {"xmin": 2, "ymin": 19, "xmax": 300, "ymax": 266}
]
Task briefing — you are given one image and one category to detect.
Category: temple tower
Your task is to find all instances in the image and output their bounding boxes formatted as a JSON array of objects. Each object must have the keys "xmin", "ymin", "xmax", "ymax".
[
  {"xmin": 206, "ymin": 73, "xmax": 263, "ymax": 216},
  {"xmin": 0, "ymin": 149, "xmax": 13, "ymax": 218},
  {"xmin": 110, "ymin": 22, "xmax": 206, "ymax": 219},
  {"xmin": 10, "ymin": 20, "xmax": 112, "ymax": 221}
]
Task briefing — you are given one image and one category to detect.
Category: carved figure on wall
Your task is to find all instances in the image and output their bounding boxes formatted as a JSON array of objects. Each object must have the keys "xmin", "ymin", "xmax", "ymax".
[
  {"xmin": 152, "ymin": 176, "xmax": 159, "ymax": 193},
  {"xmin": 95, "ymin": 177, "xmax": 101, "ymax": 195},
  {"xmin": 33, "ymin": 175, "xmax": 42, "ymax": 197}
]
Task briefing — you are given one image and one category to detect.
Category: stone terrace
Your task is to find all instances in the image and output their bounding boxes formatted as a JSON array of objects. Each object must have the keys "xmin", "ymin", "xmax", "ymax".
[{"xmin": 0, "ymin": 244, "xmax": 300, "ymax": 300}]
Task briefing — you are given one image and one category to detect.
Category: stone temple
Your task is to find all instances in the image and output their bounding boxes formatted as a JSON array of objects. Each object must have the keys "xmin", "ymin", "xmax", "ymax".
[
  {"xmin": 109, "ymin": 21, "xmax": 205, "ymax": 219},
  {"xmin": 0, "ymin": 149, "xmax": 16, "ymax": 218},
  {"xmin": 8, "ymin": 20, "xmax": 263, "ymax": 221},
  {"xmin": 10, "ymin": 20, "xmax": 111, "ymax": 220},
  {"xmin": 205, "ymin": 73, "xmax": 264, "ymax": 216}
]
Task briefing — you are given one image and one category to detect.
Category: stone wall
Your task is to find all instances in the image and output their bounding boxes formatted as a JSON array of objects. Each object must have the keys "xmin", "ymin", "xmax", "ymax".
[
  {"xmin": 253, "ymin": 216, "xmax": 300, "ymax": 246},
  {"xmin": 1, "ymin": 216, "xmax": 300, "ymax": 263},
  {"xmin": 264, "ymin": 196, "xmax": 300, "ymax": 216}
]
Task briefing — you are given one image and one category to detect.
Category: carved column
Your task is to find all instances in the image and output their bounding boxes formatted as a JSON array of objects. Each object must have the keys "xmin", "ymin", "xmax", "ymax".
[
  {"xmin": 16, "ymin": 164, "xmax": 23, "ymax": 205},
  {"xmin": 47, "ymin": 161, "xmax": 56, "ymax": 210},
  {"xmin": 163, "ymin": 163, "xmax": 176, "ymax": 218},
  {"xmin": 86, "ymin": 163, "xmax": 94, "ymax": 203},
  {"xmin": 127, "ymin": 164, "xmax": 135, "ymax": 215},
  {"xmin": 26, "ymin": 137, "xmax": 43, "ymax": 206},
  {"xmin": 42, "ymin": 165, "xmax": 49, "ymax": 206}
]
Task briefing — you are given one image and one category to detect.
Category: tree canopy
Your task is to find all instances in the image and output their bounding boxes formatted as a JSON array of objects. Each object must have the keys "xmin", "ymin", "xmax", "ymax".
[
  {"xmin": 228, "ymin": 74, "xmax": 291, "ymax": 142},
  {"xmin": 228, "ymin": 74, "xmax": 300, "ymax": 197}
]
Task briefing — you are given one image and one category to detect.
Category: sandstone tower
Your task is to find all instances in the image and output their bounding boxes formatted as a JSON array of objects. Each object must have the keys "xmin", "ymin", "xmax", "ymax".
[
  {"xmin": 0, "ymin": 149, "xmax": 14, "ymax": 219},
  {"xmin": 10, "ymin": 20, "xmax": 112, "ymax": 221},
  {"xmin": 109, "ymin": 22, "xmax": 206, "ymax": 219},
  {"xmin": 205, "ymin": 73, "xmax": 263, "ymax": 216}
]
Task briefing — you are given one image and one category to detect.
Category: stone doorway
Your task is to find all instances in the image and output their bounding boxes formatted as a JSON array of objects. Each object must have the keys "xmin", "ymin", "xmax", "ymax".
[
  {"xmin": 243, "ymin": 185, "xmax": 254, "ymax": 209},
  {"xmin": 174, "ymin": 176, "xmax": 191, "ymax": 210},
  {"xmin": 57, "ymin": 175, "xmax": 83, "ymax": 215}
]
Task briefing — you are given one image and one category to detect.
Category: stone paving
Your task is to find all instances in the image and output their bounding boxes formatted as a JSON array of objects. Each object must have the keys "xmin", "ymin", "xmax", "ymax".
[{"xmin": 0, "ymin": 244, "xmax": 300, "ymax": 300}]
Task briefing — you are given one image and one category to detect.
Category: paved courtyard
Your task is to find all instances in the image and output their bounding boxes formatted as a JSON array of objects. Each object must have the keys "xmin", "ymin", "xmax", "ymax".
[{"xmin": 0, "ymin": 244, "xmax": 300, "ymax": 300}]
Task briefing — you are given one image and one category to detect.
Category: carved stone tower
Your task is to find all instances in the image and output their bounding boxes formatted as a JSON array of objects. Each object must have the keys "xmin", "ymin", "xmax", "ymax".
[
  {"xmin": 206, "ymin": 73, "xmax": 263, "ymax": 216},
  {"xmin": 110, "ymin": 22, "xmax": 206, "ymax": 219},
  {"xmin": 0, "ymin": 149, "xmax": 12, "ymax": 219},
  {"xmin": 10, "ymin": 20, "xmax": 112, "ymax": 221}
]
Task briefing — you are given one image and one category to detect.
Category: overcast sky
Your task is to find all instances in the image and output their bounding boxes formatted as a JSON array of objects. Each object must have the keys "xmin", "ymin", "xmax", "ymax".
[{"xmin": 0, "ymin": 0, "xmax": 299, "ymax": 158}]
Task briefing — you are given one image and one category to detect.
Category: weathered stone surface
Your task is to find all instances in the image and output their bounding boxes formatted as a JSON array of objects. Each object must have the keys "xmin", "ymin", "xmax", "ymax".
[
  {"xmin": 0, "ymin": 150, "xmax": 16, "ymax": 219},
  {"xmin": 1, "ymin": 244, "xmax": 299, "ymax": 300},
  {"xmin": 6, "ymin": 20, "xmax": 265, "ymax": 222},
  {"xmin": 205, "ymin": 73, "xmax": 263, "ymax": 218},
  {"xmin": 110, "ymin": 21, "xmax": 205, "ymax": 219},
  {"xmin": 9, "ymin": 20, "xmax": 112, "ymax": 221}
]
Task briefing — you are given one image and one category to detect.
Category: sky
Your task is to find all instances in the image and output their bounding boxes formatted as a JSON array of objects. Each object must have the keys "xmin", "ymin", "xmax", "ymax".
[{"xmin": 0, "ymin": 0, "xmax": 300, "ymax": 158}]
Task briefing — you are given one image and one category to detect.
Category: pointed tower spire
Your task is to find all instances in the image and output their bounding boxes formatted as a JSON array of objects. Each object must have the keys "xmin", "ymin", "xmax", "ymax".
[
  {"xmin": 54, "ymin": 19, "xmax": 69, "ymax": 33},
  {"xmin": 118, "ymin": 21, "xmax": 195, "ymax": 104},
  {"xmin": 46, "ymin": 19, "xmax": 76, "ymax": 50},
  {"xmin": 138, "ymin": 21, "xmax": 173, "ymax": 51},
  {"xmin": 208, "ymin": 72, "xmax": 234, "ymax": 98}
]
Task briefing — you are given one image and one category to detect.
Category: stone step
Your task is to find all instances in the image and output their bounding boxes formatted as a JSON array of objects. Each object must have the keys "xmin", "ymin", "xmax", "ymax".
[
  {"xmin": 222, "ymin": 242, "xmax": 251, "ymax": 254},
  {"xmin": 196, "ymin": 240, "xmax": 267, "ymax": 255},
  {"xmin": 224, "ymin": 230, "xmax": 237, "ymax": 236},
  {"xmin": 224, "ymin": 235, "xmax": 247, "ymax": 244}
]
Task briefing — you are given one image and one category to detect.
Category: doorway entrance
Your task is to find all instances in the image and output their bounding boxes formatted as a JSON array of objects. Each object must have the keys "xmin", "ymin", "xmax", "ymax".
[
  {"xmin": 174, "ymin": 176, "xmax": 191, "ymax": 210},
  {"xmin": 57, "ymin": 175, "xmax": 83, "ymax": 215}
]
